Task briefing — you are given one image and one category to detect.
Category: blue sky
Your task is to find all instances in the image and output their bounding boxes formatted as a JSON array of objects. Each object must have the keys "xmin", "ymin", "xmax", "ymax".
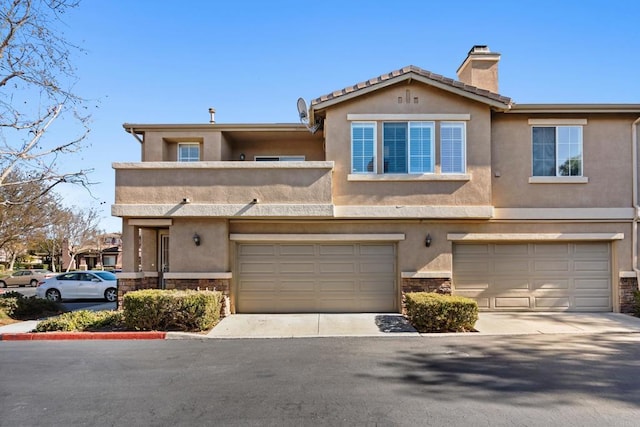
[{"xmin": 50, "ymin": 0, "xmax": 640, "ymax": 231}]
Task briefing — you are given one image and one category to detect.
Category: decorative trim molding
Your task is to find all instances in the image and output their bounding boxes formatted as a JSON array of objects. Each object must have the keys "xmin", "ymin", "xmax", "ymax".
[
  {"xmin": 528, "ymin": 118, "xmax": 588, "ymax": 125},
  {"xmin": 128, "ymin": 219, "xmax": 173, "ymax": 226},
  {"xmin": 448, "ymin": 232, "xmax": 624, "ymax": 242},
  {"xmin": 334, "ymin": 205, "xmax": 492, "ymax": 219},
  {"xmin": 116, "ymin": 272, "xmax": 145, "ymax": 279},
  {"xmin": 493, "ymin": 208, "xmax": 634, "ymax": 220},
  {"xmin": 401, "ymin": 271, "xmax": 452, "ymax": 279},
  {"xmin": 112, "ymin": 204, "xmax": 335, "ymax": 218},
  {"xmin": 163, "ymin": 272, "xmax": 232, "ymax": 280},
  {"xmin": 112, "ymin": 161, "xmax": 334, "ymax": 170},
  {"xmin": 347, "ymin": 113, "xmax": 471, "ymax": 121},
  {"xmin": 528, "ymin": 176, "xmax": 589, "ymax": 184},
  {"xmin": 230, "ymin": 233, "xmax": 406, "ymax": 242},
  {"xmin": 619, "ymin": 271, "xmax": 637, "ymax": 278},
  {"xmin": 347, "ymin": 173, "xmax": 470, "ymax": 182}
]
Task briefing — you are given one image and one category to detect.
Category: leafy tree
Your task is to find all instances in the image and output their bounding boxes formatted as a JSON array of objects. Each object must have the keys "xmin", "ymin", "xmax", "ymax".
[{"xmin": 0, "ymin": 0, "xmax": 92, "ymax": 207}]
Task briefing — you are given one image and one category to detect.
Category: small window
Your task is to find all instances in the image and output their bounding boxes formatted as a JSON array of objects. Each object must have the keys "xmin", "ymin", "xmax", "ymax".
[
  {"xmin": 351, "ymin": 122, "xmax": 376, "ymax": 173},
  {"xmin": 441, "ymin": 122, "xmax": 466, "ymax": 174},
  {"xmin": 178, "ymin": 143, "xmax": 200, "ymax": 162},
  {"xmin": 532, "ymin": 126, "xmax": 582, "ymax": 176}
]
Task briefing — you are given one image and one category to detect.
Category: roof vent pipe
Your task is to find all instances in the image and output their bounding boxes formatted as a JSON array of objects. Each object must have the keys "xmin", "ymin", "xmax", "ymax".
[{"xmin": 209, "ymin": 108, "xmax": 216, "ymax": 124}]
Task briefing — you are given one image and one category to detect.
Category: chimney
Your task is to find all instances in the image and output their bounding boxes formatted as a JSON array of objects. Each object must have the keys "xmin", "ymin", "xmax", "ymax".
[
  {"xmin": 209, "ymin": 107, "xmax": 216, "ymax": 124},
  {"xmin": 456, "ymin": 45, "xmax": 501, "ymax": 93}
]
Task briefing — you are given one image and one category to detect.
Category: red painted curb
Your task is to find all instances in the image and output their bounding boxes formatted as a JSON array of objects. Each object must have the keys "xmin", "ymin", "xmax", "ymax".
[{"xmin": 0, "ymin": 331, "xmax": 167, "ymax": 341}]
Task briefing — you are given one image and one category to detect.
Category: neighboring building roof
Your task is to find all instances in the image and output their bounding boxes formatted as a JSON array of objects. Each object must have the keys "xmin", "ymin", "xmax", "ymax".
[{"xmin": 310, "ymin": 65, "xmax": 513, "ymax": 113}]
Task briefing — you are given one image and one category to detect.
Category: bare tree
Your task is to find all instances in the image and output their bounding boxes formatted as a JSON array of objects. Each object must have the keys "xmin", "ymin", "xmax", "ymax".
[
  {"xmin": 0, "ymin": 0, "xmax": 92, "ymax": 207},
  {"xmin": 61, "ymin": 206, "xmax": 101, "ymax": 271}
]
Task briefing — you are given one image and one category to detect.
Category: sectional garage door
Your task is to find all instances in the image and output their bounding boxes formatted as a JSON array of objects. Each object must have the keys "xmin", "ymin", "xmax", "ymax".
[
  {"xmin": 236, "ymin": 242, "xmax": 397, "ymax": 313},
  {"xmin": 453, "ymin": 242, "xmax": 612, "ymax": 311}
]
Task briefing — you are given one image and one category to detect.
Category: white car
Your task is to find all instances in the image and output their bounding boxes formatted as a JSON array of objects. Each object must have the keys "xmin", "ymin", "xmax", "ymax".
[{"xmin": 36, "ymin": 271, "xmax": 118, "ymax": 302}]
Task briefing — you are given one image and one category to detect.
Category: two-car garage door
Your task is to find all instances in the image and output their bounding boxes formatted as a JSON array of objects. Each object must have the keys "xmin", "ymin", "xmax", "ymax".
[
  {"xmin": 453, "ymin": 242, "xmax": 612, "ymax": 311},
  {"xmin": 236, "ymin": 242, "xmax": 397, "ymax": 313}
]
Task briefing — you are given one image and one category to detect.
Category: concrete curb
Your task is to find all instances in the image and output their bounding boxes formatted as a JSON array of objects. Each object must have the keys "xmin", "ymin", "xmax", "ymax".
[{"xmin": 0, "ymin": 331, "xmax": 167, "ymax": 341}]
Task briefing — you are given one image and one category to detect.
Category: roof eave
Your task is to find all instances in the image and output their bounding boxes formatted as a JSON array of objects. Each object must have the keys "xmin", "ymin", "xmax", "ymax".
[
  {"xmin": 508, "ymin": 104, "xmax": 640, "ymax": 114},
  {"xmin": 310, "ymin": 72, "xmax": 511, "ymax": 114}
]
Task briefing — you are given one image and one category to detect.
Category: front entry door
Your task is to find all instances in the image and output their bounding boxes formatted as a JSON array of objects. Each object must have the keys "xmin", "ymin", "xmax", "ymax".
[{"xmin": 159, "ymin": 231, "xmax": 170, "ymax": 289}]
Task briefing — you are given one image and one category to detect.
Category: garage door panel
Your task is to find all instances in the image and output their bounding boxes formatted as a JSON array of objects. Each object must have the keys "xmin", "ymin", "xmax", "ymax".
[
  {"xmin": 495, "ymin": 297, "xmax": 531, "ymax": 309},
  {"xmin": 574, "ymin": 261, "xmax": 609, "ymax": 272},
  {"xmin": 280, "ymin": 262, "xmax": 316, "ymax": 274},
  {"xmin": 237, "ymin": 242, "xmax": 396, "ymax": 313},
  {"xmin": 239, "ymin": 245, "xmax": 276, "ymax": 256},
  {"xmin": 574, "ymin": 297, "xmax": 610, "ymax": 310},
  {"xmin": 532, "ymin": 279, "xmax": 569, "ymax": 290},
  {"xmin": 495, "ymin": 260, "xmax": 529, "ymax": 273},
  {"xmin": 534, "ymin": 297, "xmax": 570, "ymax": 309},
  {"xmin": 319, "ymin": 244, "xmax": 355, "ymax": 256},
  {"xmin": 239, "ymin": 261, "xmax": 276, "ymax": 274},
  {"xmin": 454, "ymin": 242, "xmax": 611, "ymax": 312},
  {"xmin": 319, "ymin": 262, "xmax": 356, "ymax": 274},
  {"xmin": 534, "ymin": 244, "xmax": 570, "ymax": 255},
  {"xmin": 575, "ymin": 278, "xmax": 609, "ymax": 290},
  {"xmin": 279, "ymin": 244, "xmax": 315, "ymax": 256},
  {"xmin": 494, "ymin": 244, "xmax": 528, "ymax": 255},
  {"xmin": 534, "ymin": 260, "xmax": 570, "ymax": 272}
]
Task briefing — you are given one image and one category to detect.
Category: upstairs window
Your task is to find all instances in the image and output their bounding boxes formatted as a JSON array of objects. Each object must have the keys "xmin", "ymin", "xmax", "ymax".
[
  {"xmin": 383, "ymin": 122, "xmax": 434, "ymax": 173},
  {"xmin": 532, "ymin": 126, "xmax": 582, "ymax": 176},
  {"xmin": 351, "ymin": 122, "xmax": 376, "ymax": 173},
  {"xmin": 440, "ymin": 123, "xmax": 466, "ymax": 174},
  {"xmin": 178, "ymin": 143, "xmax": 200, "ymax": 162}
]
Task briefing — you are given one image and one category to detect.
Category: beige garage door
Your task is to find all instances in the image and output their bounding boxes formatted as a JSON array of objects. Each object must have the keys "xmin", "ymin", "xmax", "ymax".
[
  {"xmin": 453, "ymin": 242, "xmax": 612, "ymax": 311},
  {"xmin": 236, "ymin": 243, "xmax": 397, "ymax": 313}
]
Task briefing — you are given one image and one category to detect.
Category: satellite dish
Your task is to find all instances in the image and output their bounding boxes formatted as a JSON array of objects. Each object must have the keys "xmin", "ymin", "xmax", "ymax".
[
  {"xmin": 297, "ymin": 97, "xmax": 308, "ymax": 121},
  {"xmin": 296, "ymin": 97, "xmax": 319, "ymax": 134}
]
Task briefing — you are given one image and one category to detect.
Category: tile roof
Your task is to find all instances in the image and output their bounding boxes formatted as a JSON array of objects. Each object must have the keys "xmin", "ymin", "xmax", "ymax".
[{"xmin": 311, "ymin": 65, "xmax": 512, "ymax": 108}]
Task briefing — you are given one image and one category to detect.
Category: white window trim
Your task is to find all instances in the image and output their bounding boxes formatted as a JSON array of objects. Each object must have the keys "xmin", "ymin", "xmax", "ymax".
[
  {"xmin": 407, "ymin": 121, "xmax": 435, "ymax": 174},
  {"xmin": 531, "ymin": 125, "xmax": 585, "ymax": 179},
  {"xmin": 440, "ymin": 122, "xmax": 467, "ymax": 174},
  {"xmin": 351, "ymin": 122, "xmax": 377, "ymax": 174},
  {"xmin": 177, "ymin": 142, "xmax": 200, "ymax": 162}
]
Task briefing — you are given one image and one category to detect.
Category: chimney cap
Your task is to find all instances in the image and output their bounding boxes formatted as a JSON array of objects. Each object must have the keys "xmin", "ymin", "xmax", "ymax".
[{"xmin": 469, "ymin": 45, "xmax": 490, "ymax": 54}]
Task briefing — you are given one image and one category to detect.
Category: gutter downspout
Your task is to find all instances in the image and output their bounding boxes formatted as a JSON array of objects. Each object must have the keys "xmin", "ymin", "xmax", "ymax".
[{"xmin": 632, "ymin": 117, "xmax": 640, "ymax": 289}]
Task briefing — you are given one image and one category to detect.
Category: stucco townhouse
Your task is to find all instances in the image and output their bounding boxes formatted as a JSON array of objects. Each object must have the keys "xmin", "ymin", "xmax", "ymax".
[{"xmin": 113, "ymin": 45, "xmax": 640, "ymax": 315}]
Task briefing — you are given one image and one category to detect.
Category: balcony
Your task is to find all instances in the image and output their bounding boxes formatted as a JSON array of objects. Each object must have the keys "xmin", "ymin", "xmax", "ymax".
[{"xmin": 112, "ymin": 161, "xmax": 335, "ymax": 218}]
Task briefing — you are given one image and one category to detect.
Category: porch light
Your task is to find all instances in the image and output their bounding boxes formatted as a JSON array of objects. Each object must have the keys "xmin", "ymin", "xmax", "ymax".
[
  {"xmin": 193, "ymin": 233, "xmax": 201, "ymax": 246},
  {"xmin": 239, "ymin": 153, "xmax": 245, "ymax": 161},
  {"xmin": 425, "ymin": 233, "xmax": 432, "ymax": 247}
]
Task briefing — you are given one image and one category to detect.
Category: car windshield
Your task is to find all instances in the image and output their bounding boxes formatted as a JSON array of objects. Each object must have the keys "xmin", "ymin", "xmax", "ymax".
[{"xmin": 93, "ymin": 271, "xmax": 117, "ymax": 281}]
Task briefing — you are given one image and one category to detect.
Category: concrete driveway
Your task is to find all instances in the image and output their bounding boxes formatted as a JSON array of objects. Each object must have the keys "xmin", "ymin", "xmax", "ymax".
[{"xmin": 207, "ymin": 312, "xmax": 640, "ymax": 338}]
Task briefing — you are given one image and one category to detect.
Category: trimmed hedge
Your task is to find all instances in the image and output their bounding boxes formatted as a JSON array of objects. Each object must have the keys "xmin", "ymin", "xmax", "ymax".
[
  {"xmin": 123, "ymin": 289, "xmax": 223, "ymax": 332},
  {"xmin": 405, "ymin": 292, "xmax": 478, "ymax": 333},
  {"xmin": 35, "ymin": 310, "xmax": 124, "ymax": 332},
  {"xmin": 0, "ymin": 291, "xmax": 63, "ymax": 320},
  {"xmin": 633, "ymin": 290, "xmax": 640, "ymax": 317}
]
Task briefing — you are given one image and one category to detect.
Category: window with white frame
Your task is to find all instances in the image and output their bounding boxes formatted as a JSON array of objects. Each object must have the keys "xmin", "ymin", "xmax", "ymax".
[
  {"xmin": 440, "ymin": 122, "xmax": 466, "ymax": 174},
  {"xmin": 532, "ymin": 126, "xmax": 582, "ymax": 176},
  {"xmin": 351, "ymin": 121, "xmax": 466, "ymax": 175},
  {"xmin": 351, "ymin": 122, "xmax": 376, "ymax": 173},
  {"xmin": 177, "ymin": 143, "xmax": 200, "ymax": 162},
  {"xmin": 382, "ymin": 122, "xmax": 435, "ymax": 173}
]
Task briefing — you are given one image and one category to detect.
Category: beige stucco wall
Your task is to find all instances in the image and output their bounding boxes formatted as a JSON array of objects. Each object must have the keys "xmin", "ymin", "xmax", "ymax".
[
  {"xmin": 169, "ymin": 218, "xmax": 229, "ymax": 272},
  {"xmin": 323, "ymin": 82, "xmax": 493, "ymax": 206},
  {"xmin": 492, "ymin": 114, "xmax": 635, "ymax": 208},
  {"xmin": 114, "ymin": 162, "xmax": 333, "ymax": 205}
]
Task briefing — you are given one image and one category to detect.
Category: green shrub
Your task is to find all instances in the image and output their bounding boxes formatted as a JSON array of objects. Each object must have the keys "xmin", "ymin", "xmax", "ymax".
[
  {"xmin": 35, "ymin": 310, "xmax": 124, "ymax": 332},
  {"xmin": 0, "ymin": 292, "xmax": 63, "ymax": 320},
  {"xmin": 123, "ymin": 289, "xmax": 223, "ymax": 332},
  {"xmin": 405, "ymin": 292, "xmax": 478, "ymax": 333}
]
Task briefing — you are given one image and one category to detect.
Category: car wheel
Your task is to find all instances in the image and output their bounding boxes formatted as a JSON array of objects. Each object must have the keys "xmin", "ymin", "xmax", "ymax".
[
  {"xmin": 0, "ymin": 280, "xmax": 5, "ymax": 288},
  {"xmin": 30, "ymin": 279, "xmax": 38, "ymax": 287},
  {"xmin": 45, "ymin": 289, "xmax": 61, "ymax": 302},
  {"xmin": 104, "ymin": 288, "xmax": 117, "ymax": 302}
]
